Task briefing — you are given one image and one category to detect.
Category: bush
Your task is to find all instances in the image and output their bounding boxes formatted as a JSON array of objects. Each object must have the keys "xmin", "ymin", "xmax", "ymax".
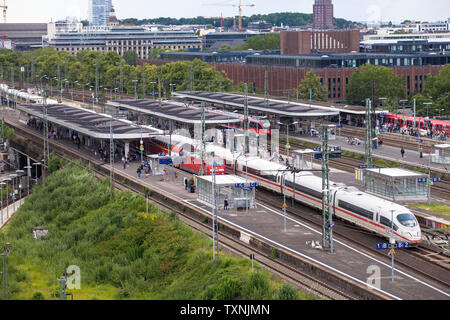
[
  {"xmin": 31, "ymin": 292, "xmax": 45, "ymax": 300},
  {"xmin": 274, "ymin": 283, "xmax": 299, "ymax": 300},
  {"xmin": 269, "ymin": 248, "xmax": 278, "ymax": 259},
  {"xmin": 243, "ymin": 272, "xmax": 270, "ymax": 300}
]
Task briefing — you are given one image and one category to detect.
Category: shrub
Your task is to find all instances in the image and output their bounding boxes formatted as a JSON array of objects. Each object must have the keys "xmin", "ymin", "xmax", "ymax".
[
  {"xmin": 269, "ymin": 248, "xmax": 278, "ymax": 259},
  {"xmin": 242, "ymin": 272, "xmax": 270, "ymax": 300},
  {"xmin": 274, "ymin": 283, "xmax": 299, "ymax": 300},
  {"xmin": 213, "ymin": 276, "xmax": 242, "ymax": 300},
  {"xmin": 31, "ymin": 292, "xmax": 45, "ymax": 300}
]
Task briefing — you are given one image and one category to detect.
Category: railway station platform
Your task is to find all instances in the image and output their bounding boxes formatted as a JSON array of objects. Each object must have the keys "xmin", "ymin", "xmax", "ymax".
[
  {"xmin": 2, "ymin": 108, "xmax": 449, "ymax": 300},
  {"xmin": 289, "ymin": 133, "xmax": 448, "ymax": 173},
  {"xmin": 108, "ymin": 159, "xmax": 449, "ymax": 300}
]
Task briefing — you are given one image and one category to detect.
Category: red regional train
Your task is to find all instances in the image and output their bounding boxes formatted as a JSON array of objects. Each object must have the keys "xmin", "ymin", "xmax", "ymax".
[{"xmin": 384, "ymin": 113, "xmax": 450, "ymax": 136}]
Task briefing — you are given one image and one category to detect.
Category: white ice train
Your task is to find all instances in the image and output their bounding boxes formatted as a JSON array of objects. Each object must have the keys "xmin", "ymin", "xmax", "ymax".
[
  {"xmin": 161, "ymin": 133, "xmax": 422, "ymax": 244},
  {"xmin": 232, "ymin": 158, "xmax": 422, "ymax": 244},
  {"xmin": 0, "ymin": 84, "xmax": 59, "ymax": 105}
]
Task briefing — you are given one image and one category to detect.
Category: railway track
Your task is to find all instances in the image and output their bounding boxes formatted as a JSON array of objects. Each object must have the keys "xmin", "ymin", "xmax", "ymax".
[
  {"xmin": 88, "ymin": 166, "xmax": 356, "ymax": 300},
  {"xmin": 279, "ymin": 139, "xmax": 450, "ymax": 201},
  {"xmin": 254, "ymin": 186, "xmax": 450, "ymax": 291},
  {"xmin": 8, "ymin": 121, "xmax": 360, "ymax": 300}
]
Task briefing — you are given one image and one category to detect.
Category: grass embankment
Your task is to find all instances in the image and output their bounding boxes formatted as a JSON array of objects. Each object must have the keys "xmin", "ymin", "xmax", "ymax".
[
  {"xmin": 0, "ymin": 163, "xmax": 313, "ymax": 300},
  {"xmin": 410, "ymin": 203, "xmax": 450, "ymax": 219}
]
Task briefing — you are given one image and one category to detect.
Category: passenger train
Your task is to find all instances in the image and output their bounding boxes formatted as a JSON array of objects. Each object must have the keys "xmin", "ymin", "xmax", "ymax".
[
  {"xmin": 0, "ymin": 84, "xmax": 59, "ymax": 105},
  {"xmin": 148, "ymin": 132, "xmax": 422, "ymax": 244},
  {"xmin": 384, "ymin": 113, "xmax": 450, "ymax": 136}
]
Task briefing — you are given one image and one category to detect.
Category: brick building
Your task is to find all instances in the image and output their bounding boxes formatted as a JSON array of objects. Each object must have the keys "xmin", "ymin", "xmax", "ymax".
[
  {"xmin": 211, "ymin": 63, "xmax": 444, "ymax": 101},
  {"xmin": 313, "ymin": 0, "xmax": 334, "ymax": 29},
  {"xmin": 280, "ymin": 29, "xmax": 360, "ymax": 55}
]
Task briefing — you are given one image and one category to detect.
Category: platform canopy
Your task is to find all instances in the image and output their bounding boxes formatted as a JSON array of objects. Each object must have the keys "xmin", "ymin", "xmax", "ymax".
[
  {"xmin": 107, "ymin": 99, "xmax": 242, "ymax": 125},
  {"xmin": 173, "ymin": 91, "xmax": 340, "ymax": 117},
  {"xmin": 17, "ymin": 103, "xmax": 162, "ymax": 140}
]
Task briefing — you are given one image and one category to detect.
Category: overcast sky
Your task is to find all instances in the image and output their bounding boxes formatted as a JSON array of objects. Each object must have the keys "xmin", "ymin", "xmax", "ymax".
[{"xmin": 7, "ymin": 0, "xmax": 450, "ymax": 24}]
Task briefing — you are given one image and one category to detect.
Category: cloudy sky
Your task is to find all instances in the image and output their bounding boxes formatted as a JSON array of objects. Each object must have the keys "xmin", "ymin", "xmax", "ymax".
[{"xmin": 7, "ymin": 0, "xmax": 450, "ymax": 24}]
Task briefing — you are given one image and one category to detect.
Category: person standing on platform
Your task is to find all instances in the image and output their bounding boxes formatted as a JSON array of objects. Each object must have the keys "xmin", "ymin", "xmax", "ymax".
[
  {"xmin": 163, "ymin": 169, "xmax": 167, "ymax": 182},
  {"xmin": 137, "ymin": 167, "xmax": 141, "ymax": 179},
  {"xmin": 401, "ymin": 147, "xmax": 405, "ymax": 158},
  {"xmin": 122, "ymin": 156, "xmax": 126, "ymax": 169},
  {"xmin": 224, "ymin": 198, "xmax": 229, "ymax": 211}
]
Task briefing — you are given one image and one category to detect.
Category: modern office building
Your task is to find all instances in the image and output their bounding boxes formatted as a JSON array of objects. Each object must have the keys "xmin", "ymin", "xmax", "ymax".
[
  {"xmin": 202, "ymin": 32, "xmax": 266, "ymax": 50},
  {"xmin": 313, "ymin": 0, "xmax": 334, "ymax": 29},
  {"xmin": 46, "ymin": 26, "xmax": 202, "ymax": 59},
  {"xmin": 160, "ymin": 50, "xmax": 279, "ymax": 63},
  {"xmin": 280, "ymin": 29, "xmax": 360, "ymax": 55},
  {"xmin": 88, "ymin": 0, "xmax": 112, "ymax": 26},
  {"xmin": 361, "ymin": 32, "xmax": 450, "ymax": 53}
]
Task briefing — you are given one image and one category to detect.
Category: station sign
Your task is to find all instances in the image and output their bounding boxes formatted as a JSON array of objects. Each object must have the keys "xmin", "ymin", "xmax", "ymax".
[
  {"xmin": 416, "ymin": 139, "xmax": 423, "ymax": 143},
  {"xmin": 314, "ymin": 152, "xmax": 342, "ymax": 160},
  {"xmin": 418, "ymin": 178, "xmax": 428, "ymax": 183},
  {"xmin": 376, "ymin": 242, "xmax": 409, "ymax": 250},
  {"xmin": 159, "ymin": 158, "xmax": 173, "ymax": 165},
  {"xmin": 235, "ymin": 182, "xmax": 259, "ymax": 189},
  {"xmin": 158, "ymin": 152, "xmax": 167, "ymax": 157},
  {"xmin": 432, "ymin": 178, "xmax": 442, "ymax": 183},
  {"xmin": 337, "ymin": 124, "xmax": 343, "ymax": 128},
  {"xmin": 332, "ymin": 146, "xmax": 341, "ymax": 151},
  {"xmin": 313, "ymin": 147, "xmax": 321, "ymax": 152}
]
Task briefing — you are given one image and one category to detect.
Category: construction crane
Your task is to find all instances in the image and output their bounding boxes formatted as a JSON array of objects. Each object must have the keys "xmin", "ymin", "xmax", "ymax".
[
  {"xmin": 0, "ymin": 0, "xmax": 7, "ymax": 23},
  {"xmin": 204, "ymin": 14, "xmax": 234, "ymax": 29},
  {"xmin": 203, "ymin": 0, "xmax": 255, "ymax": 31}
]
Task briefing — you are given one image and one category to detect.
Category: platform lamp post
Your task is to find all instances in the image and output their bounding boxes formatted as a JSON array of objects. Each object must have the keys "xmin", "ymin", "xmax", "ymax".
[
  {"xmin": 3, "ymin": 178, "xmax": 10, "ymax": 220},
  {"xmin": 132, "ymin": 80, "xmax": 138, "ymax": 100},
  {"xmin": 9, "ymin": 174, "xmax": 16, "ymax": 213},
  {"xmin": 15, "ymin": 170, "xmax": 24, "ymax": 205},
  {"xmin": 423, "ymin": 102, "xmax": 432, "ymax": 119},
  {"xmin": 2, "ymin": 242, "xmax": 11, "ymax": 300},
  {"xmin": 278, "ymin": 121, "xmax": 298, "ymax": 163},
  {"xmin": 24, "ymin": 166, "xmax": 31, "ymax": 196},
  {"xmin": 0, "ymin": 182, "xmax": 5, "ymax": 226},
  {"xmin": 150, "ymin": 82, "xmax": 156, "ymax": 99},
  {"xmin": 32, "ymin": 162, "xmax": 41, "ymax": 185}
]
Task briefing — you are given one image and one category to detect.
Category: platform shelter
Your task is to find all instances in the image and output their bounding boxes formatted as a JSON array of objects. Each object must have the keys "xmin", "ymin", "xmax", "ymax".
[
  {"xmin": 197, "ymin": 174, "xmax": 257, "ymax": 210},
  {"xmin": 364, "ymin": 167, "xmax": 428, "ymax": 201},
  {"xmin": 432, "ymin": 144, "xmax": 450, "ymax": 164}
]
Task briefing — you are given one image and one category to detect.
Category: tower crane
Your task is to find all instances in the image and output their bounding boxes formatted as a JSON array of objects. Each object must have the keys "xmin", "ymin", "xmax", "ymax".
[
  {"xmin": 0, "ymin": 0, "xmax": 7, "ymax": 23},
  {"xmin": 203, "ymin": 0, "xmax": 255, "ymax": 31}
]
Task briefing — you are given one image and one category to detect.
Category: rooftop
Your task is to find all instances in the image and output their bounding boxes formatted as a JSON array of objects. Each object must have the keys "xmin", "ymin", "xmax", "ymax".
[
  {"xmin": 107, "ymin": 99, "xmax": 242, "ymax": 125},
  {"xmin": 17, "ymin": 103, "xmax": 162, "ymax": 140},
  {"xmin": 173, "ymin": 91, "xmax": 340, "ymax": 117}
]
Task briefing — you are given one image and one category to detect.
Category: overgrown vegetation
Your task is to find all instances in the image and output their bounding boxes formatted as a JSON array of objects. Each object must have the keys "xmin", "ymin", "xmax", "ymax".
[
  {"xmin": 0, "ymin": 163, "xmax": 313, "ymax": 300},
  {"xmin": 410, "ymin": 203, "xmax": 450, "ymax": 218}
]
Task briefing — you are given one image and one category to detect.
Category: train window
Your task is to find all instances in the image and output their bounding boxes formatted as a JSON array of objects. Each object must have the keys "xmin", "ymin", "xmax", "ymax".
[
  {"xmin": 209, "ymin": 159, "xmax": 224, "ymax": 166},
  {"xmin": 380, "ymin": 216, "xmax": 399, "ymax": 231},
  {"xmin": 285, "ymin": 180, "xmax": 321, "ymax": 198},
  {"xmin": 396, "ymin": 213, "xmax": 417, "ymax": 227},
  {"xmin": 339, "ymin": 200, "xmax": 374, "ymax": 220},
  {"xmin": 260, "ymin": 120, "xmax": 271, "ymax": 129}
]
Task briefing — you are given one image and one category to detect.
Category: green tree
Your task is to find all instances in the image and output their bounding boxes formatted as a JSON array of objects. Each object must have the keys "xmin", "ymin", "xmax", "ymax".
[
  {"xmin": 123, "ymin": 50, "xmax": 138, "ymax": 67},
  {"xmin": 409, "ymin": 93, "xmax": 433, "ymax": 117},
  {"xmin": 296, "ymin": 70, "xmax": 328, "ymax": 102},
  {"xmin": 421, "ymin": 65, "xmax": 450, "ymax": 117},
  {"xmin": 346, "ymin": 63, "xmax": 406, "ymax": 109}
]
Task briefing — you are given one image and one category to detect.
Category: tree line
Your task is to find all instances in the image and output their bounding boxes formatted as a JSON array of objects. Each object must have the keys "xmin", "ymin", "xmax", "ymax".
[
  {"xmin": 0, "ymin": 48, "xmax": 234, "ymax": 98},
  {"xmin": 119, "ymin": 12, "xmax": 359, "ymax": 29}
]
